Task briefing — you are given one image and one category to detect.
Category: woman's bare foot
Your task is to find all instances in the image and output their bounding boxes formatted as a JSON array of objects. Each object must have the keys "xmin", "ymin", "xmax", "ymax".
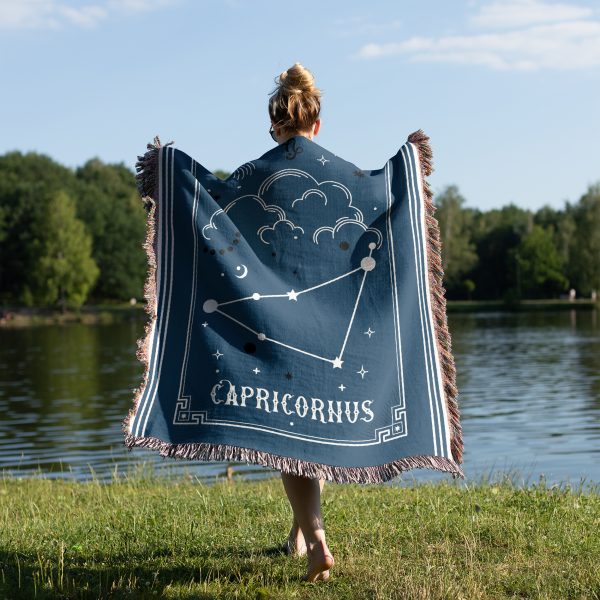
[
  {"xmin": 301, "ymin": 539, "xmax": 334, "ymax": 582},
  {"xmin": 282, "ymin": 523, "xmax": 307, "ymax": 556}
]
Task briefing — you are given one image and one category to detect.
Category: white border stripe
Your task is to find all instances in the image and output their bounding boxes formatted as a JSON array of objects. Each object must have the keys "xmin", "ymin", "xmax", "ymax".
[
  {"xmin": 401, "ymin": 145, "xmax": 439, "ymax": 455},
  {"xmin": 405, "ymin": 144, "xmax": 444, "ymax": 455},
  {"xmin": 409, "ymin": 143, "xmax": 452, "ymax": 457},
  {"xmin": 177, "ymin": 158, "xmax": 199, "ymax": 401},
  {"xmin": 133, "ymin": 146, "xmax": 167, "ymax": 436},
  {"xmin": 384, "ymin": 161, "xmax": 406, "ymax": 407},
  {"xmin": 141, "ymin": 146, "xmax": 176, "ymax": 436}
]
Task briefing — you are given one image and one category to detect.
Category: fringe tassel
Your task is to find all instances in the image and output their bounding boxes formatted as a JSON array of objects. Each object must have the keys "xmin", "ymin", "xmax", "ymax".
[
  {"xmin": 121, "ymin": 135, "xmax": 173, "ymax": 441},
  {"xmin": 407, "ymin": 129, "xmax": 464, "ymax": 466},
  {"xmin": 121, "ymin": 133, "xmax": 465, "ymax": 485},
  {"xmin": 123, "ymin": 433, "xmax": 464, "ymax": 484},
  {"xmin": 134, "ymin": 135, "xmax": 174, "ymax": 204}
]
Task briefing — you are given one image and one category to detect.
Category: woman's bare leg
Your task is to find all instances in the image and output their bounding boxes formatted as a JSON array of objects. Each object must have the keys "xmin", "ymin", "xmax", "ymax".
[
  {"xmin": 280, "ymin": 473, "xmax": 333, "ymax": 581},
  {"xmin": 283, "ymin": 478, "xmax": 325, "ymax": 556}
]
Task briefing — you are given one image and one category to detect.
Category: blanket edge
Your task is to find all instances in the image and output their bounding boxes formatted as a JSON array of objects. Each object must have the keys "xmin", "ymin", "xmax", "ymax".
[
  {"xmin": 121, "ymin": 134, "xmax": 465, "ymax": 485},
  {"xmin": 407, "ymin": 129, "xmax": 464, "ymax": 466}
]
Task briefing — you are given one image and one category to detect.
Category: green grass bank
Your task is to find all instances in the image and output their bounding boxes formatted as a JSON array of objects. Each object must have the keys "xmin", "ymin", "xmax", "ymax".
[{"xmin": 1, "ymin": 472, "xmax": 599, "ymax": 599}]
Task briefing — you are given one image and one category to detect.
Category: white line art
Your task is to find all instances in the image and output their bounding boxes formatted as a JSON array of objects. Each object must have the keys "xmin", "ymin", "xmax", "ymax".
[
  {"xmin": 231, "ymin": 161, "xmax": 255, "ymax": 180},
  {"xmin": 234, "ymin": 264, "xmax": 248, "ymax": 278},
  {"xmin": 201, "ymin": 168, "xmax": 383, "ymax": 248},
  {"xmin": 202, "ymin": 242, "xmax": 378, "ymax": 368}
]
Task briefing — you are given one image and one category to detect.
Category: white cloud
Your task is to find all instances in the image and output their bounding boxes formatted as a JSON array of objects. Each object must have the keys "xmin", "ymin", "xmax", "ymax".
[
  {"xmin": 58, "ymin": 4, "xmax": 107, "ymax": 27},
  {"xmin": 471, "ymin": 0, "xmax": 593, "ymax": 29},
  {"xmin": 107, "ymin": 0, "xmax": 176, "ymax": 13},
  {"xmin": 0, "ymin": 0, "xmax": 176, "ymax": 30},
  {"xmin": 355, "ymin": 0, "xmax": 600, "ymax": 71}
]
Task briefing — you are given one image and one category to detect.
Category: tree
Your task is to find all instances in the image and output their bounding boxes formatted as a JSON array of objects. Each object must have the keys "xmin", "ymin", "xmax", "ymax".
[
  {"xmin": 468, "ymin": 203, "xmax": 532, "ymax": 300},
  {"xmin": 434, "ymin": 185, "xmax": 478, "ymax": 298},
  {"xmin": 214, "ymin": 169, "xmax": 231, "ymax": 180},
  {"xmin": 568, "ymin": 183, "xmax": 600, "ymax": 296},
  {"xmin": 29, "ymin": 191, "xmax": 99, "ymax": 309},
  {"xmin": 535, "ymin": 202, "xmax": 576, "ymax": 281},
  {"xmin": 0, "ymin": 151, "xmax": 80, "ymax": 302},
  {"xmin": 75, "ymin": 159, "xmax": 147, "ymax": 301},
  {"xmin": 510, "ymin": 224, "xmax": 568, "ymax": 298}
]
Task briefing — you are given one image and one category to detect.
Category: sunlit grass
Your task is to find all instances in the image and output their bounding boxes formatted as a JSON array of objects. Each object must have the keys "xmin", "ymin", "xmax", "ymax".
[{"xmin": 1, "ymin": 465, "xmax": 599, "ymax": 599}]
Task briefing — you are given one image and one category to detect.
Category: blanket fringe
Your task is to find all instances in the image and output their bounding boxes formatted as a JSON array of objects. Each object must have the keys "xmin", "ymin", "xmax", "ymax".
[
  {"xmin": 121, "ymin": 135, "xmax": 173, "ymax": 441},
  {"xmin": 407, "ymin": 129, "xmax": 464, "ymax": 466},
  {"xmin": 121, "ymin": 132, "xmax": 465, "ymax": 485},
  {"xmin": 123, "ymin": 433, "xmax": 464, "ymax": 484}
]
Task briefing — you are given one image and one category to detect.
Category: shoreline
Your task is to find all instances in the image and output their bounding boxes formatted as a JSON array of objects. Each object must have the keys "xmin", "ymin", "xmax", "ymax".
[{"xmin": 0, "ymin": 298, "xmax": 598, "ymax": 328}]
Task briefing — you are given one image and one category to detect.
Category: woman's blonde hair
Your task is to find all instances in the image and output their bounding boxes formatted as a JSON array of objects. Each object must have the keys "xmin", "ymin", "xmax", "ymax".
[{"xmin": 268, "ymin": 62, "xmax": 322, "ymax": 136}]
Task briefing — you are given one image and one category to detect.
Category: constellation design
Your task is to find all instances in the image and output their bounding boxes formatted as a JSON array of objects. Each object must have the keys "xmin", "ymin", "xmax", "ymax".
[
  {"xmin": 202, "ymin": 242, "xmax": 378, "ymax": 368},
  {"xmin": 172, "ymin": 156, "xmax": 407, "ymax": 446}
]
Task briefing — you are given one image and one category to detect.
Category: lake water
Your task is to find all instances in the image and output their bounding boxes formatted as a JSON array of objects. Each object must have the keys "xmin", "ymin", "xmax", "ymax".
[{"xmin": 1, "ymin": 309, "xmax": 598, "ymax": 489}]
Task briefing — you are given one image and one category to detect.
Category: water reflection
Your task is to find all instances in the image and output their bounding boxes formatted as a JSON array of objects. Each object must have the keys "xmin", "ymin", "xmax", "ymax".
[{"xmin": 1, "ymin": 308, "xmax": 598, "ymax": 487}]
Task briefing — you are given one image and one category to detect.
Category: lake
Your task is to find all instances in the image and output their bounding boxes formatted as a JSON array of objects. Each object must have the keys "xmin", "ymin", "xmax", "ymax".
[{"xmin": 1, "ymin": 308, "xmax": 598, "ymax": 488}]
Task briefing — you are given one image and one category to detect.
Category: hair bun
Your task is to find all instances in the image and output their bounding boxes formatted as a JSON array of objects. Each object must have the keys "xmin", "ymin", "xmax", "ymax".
[
  {"xmin": 268, "ymin": 62, "xmax": 322, "ymax": 135},
  {"xmin": 280, "ymin": 62, "xmax": 318, "ymax": 96}
]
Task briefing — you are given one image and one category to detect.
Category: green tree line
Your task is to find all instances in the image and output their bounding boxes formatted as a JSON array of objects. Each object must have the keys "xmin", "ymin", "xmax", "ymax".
[
  {"xmin": 435, "ymin": 184, "xmax": 600, "ymax": 301},
  {"xmin": 0, "ymin": 151, "xmax": 598, "ymax": 308}
]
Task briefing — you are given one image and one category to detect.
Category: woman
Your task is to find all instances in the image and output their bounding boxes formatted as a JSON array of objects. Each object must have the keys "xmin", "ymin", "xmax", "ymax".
[{"xmin": 268, "ymin": 62, "xmax": 334, "ymax": 583}]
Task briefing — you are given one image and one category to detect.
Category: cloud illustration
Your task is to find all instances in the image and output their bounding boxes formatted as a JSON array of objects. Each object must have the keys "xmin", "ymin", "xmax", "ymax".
[
  {"xmin": 314, "ymin": 217, "xmax": 383, "ymax": 247},
  {"xmin": 201, "ymin": 194, "xmax": 285, "ymax": 241},
  {"xmin": 201, "ymin": 169, "xmax": 383, "ymax": 250}
]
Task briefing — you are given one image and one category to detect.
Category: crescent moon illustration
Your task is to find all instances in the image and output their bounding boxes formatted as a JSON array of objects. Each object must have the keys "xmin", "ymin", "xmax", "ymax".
[{"xmin": 235, "ymin": 264, "xmax": 248, "ymax": 278}]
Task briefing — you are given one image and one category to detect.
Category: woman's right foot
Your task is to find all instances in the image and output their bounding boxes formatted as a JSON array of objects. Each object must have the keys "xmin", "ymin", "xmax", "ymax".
[{"xmin": 301, "ymin": 540, "xmax": 334, "ymax": 582}]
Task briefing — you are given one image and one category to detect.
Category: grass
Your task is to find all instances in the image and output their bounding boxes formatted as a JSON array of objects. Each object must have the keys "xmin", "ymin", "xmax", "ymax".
[{"xmin": 1, "ymin": 468, "xmax": 599, "ymax": 599}]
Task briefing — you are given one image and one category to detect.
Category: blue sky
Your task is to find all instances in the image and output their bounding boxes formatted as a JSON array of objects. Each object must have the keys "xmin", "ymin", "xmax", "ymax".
[{"xmin": 1, "ymin": 0, "xmax": 599, "ymax": 211}]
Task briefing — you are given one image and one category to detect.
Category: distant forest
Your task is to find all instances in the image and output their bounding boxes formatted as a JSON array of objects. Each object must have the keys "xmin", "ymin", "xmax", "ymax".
[{"xmin": 0, "ymin": 151, "xmax": 598, "ymax": 309}]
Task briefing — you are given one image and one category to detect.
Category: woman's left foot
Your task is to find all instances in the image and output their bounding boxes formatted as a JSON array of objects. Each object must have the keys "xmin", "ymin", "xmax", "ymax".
[{"xmin": 281, "ymin": 525, "xmax": 307, "ymax": 556}]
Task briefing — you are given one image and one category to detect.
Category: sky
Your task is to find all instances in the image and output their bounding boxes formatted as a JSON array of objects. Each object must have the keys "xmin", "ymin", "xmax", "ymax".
[{"xmin": 1, "ymin": 0, "xmax": 599, "ymax": 212}]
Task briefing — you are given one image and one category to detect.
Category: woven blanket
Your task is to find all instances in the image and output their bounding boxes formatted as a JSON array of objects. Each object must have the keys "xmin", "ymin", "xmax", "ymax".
[{"xmin": 122, "ymin": 130, "xmax": 464, "ymax": 483}]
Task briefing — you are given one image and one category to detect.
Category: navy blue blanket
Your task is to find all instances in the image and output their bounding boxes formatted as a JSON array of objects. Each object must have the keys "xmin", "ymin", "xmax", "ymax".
[{"xmin": 122, "ymin": 131, "xmax": 464, "ymax": 483}]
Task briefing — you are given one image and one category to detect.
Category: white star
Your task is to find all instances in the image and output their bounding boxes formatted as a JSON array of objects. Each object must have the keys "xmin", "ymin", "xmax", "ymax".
[
  {"xmin": 364, "ymin": 327, "xmax": 375, "ymax": 338},
  {"xmin": 287, "ymin": 289, "xmax": 299, "ymax": 301},
  {"xmin": 338, "ymin": 383, "xmax": 346, "ymax": 391},
  {"xmin": 357, "ymin": 365, "xmax": 368, "ymax": 378},
  {"xmin": 213, "ymin": 349, "xmax": 223, "ymax": 360},
  {"xmin": 333, "ymin": 356, "xmax": 344, "ymax": 369},
  {"xmin": 253, "ymin": 367, "xmax": 261, "ymax": 374},
  {"xmin": 317, "ymin": 154, "xmax": 329, "ymax": 166},
  {"xmin": 394, "ymin": 425, "xmax": 400, "ymax": 432},
  {"xmin": 202, "ymin": 321, "xmax": 208, "ymax": 327}
]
